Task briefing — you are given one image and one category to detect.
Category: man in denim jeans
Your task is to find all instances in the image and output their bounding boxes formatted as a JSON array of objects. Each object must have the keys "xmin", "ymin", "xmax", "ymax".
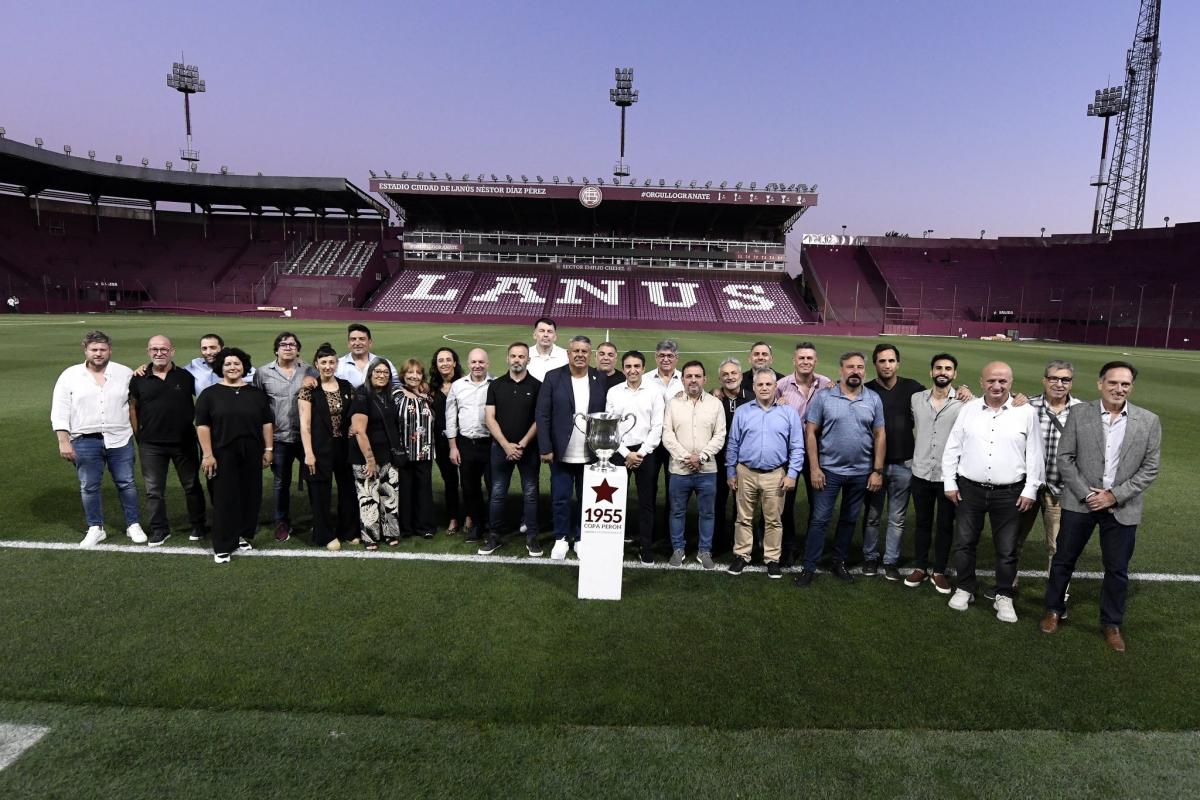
[
  {"xmin": 794, "ymin": 352, "xmax": 885, "ymax": 588},
  {"xmin": 52, "ymin": 330, "xmax": 145, "ymax": 548},
  {"xmin": 480, "ymin": 342, "xmax": 542, "ymax": 557}
]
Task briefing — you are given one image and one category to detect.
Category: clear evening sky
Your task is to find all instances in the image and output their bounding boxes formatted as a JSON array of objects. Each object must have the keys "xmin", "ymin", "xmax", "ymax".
[{"xmin": 1, "ymin": 0, "xmax": 1195, "ymax": 239}]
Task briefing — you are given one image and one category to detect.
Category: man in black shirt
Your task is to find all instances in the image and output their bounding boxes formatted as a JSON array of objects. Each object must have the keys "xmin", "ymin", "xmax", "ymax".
[
  {"xmin": 740, "ymin": 341, "xmax": 785, "ymax": 393},
  {"xmin": 129, "ymin": 335, "xmax": 207, "ymax": 545},
  {"xmin": 715, "ymin": 357, "xmax": 754, "ymax": 556},
  {"xmin": 596, "ymin": 341, "xmax": 625, "ymax": 389},
  {"xmin": 861, "ymin": 343, "xmax": 926, "ymax": 579},
  {"xmin": 481, "ymin": 342, "xmax": 542, "ymax": 556}
]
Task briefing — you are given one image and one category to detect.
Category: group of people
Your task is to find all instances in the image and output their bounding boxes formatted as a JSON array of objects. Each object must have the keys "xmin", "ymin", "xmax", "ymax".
[{"xmin": 50, "ymin": 318, "xmax": 1161, "ymax": 652}]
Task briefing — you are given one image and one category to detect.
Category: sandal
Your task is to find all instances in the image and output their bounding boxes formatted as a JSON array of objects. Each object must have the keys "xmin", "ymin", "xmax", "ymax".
[{"xmin": 386, "ymin": 538, "xmax": 401, "ymax": 547}]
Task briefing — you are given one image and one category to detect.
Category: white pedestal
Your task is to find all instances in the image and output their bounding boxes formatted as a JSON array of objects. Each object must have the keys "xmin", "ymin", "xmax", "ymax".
[{"xmin": 576, "ymin": 464, "xmax": 628, "ymax": 600}]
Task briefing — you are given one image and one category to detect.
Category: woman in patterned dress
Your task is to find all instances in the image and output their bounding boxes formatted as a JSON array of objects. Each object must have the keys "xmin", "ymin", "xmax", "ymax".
[
  {"xmin": 348, "ymin": 358, "xmax": 403, "ymax": 550},
  {"xmin": 395, "ymin": 358, "xmax": 436, "ymax": 539}
]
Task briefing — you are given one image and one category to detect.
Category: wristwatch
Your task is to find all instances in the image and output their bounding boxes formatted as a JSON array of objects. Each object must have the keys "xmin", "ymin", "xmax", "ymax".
[
  {"xmin": 700, "ymin": 453, "xmax": 710, "ymax": 464},
  {"xmin": 871, "ymin": 468, "xmax": 883, "ymax": 476}
]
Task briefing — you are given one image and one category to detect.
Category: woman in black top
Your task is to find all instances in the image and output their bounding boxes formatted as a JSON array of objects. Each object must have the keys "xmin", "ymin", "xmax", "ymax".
[
  {"xmin": 349, "ymin": 358, "xmax": 403, "ymax": 549},
  {"xmin": 299, "ymin": 343, "xmax": 358, "ymax": 550},
  {"xmin": 195, "ymin": 347, "xmax": 274, "ymax": 564},
  {"xmin": 395, "ymin": 358, "xmax": 436, "ymax": 539},
  {"xmin": 430, "ymin": 346, "xmax": 466, "ymax": 534}
]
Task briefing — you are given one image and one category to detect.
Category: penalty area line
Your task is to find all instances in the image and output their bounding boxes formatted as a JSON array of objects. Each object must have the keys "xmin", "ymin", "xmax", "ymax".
[
  {"xmin": 0, "ymin": 723, "xmax": 50, "ymax": 771},
  {"xmin": 1, "ymin": 540, "xmax": 1200, "ymax": 582}
]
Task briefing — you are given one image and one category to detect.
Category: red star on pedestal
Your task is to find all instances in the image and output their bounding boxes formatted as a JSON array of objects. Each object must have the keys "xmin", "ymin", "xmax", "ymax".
[{"xmin": 591, "ymin": 479, "xmax": 618, "ymax": 504}]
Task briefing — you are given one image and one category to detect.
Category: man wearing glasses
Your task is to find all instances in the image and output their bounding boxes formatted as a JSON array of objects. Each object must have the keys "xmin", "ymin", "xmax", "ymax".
[
  {"xmin": 1014, "ymin": 360, "xmax": 1083, "ymax": 582},
  {"xmin": 647, "ymin": 340, "xmax": 685, "ymax": 531}
]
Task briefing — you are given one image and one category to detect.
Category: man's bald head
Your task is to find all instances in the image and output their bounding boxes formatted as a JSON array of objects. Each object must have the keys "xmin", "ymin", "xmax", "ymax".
[
  {"xmin": 980, "ymin": 361, "xmax": 1013, "ymax": 406},
  {"xmin": 467, "ymin": 348, "xmax": 489, "ymax": 381}
]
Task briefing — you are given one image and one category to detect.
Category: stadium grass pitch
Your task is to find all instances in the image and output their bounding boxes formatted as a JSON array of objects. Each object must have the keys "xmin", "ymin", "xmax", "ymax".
[{"xmin": 2, "ymin": 313, "xmax": 1199, "ymax": 798}]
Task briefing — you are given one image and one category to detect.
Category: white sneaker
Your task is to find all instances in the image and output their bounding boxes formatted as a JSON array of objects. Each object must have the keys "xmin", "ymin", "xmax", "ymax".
[
  {"xmin": 948, "ymin": 588, "xmax": 973, "ymax": 611},
  {"xmin": 550, "ymin": 539, "xmax": 570, "ymax": 560},
  {"xmin": 126, "ymin": 523, "xmax": 148, "ymax": 544},
  {"xmin": 993, "ymin": 595, "xmax": 1018, "ymax": 623},
  {"xmin": 80, "ymin": 526, "xmax": 107, "ymax": 548},
  {"xmin": 213, "ymin": 553, "xmax": 231, "ymax": 564}
]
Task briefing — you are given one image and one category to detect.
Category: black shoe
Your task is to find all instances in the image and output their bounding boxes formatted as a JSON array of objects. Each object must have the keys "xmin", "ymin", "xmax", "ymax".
[
  {"xmin": 793, "ymin": 568, "xmax": 816, "ymax": 588},
  {"xmin": 477, "ymin": 537, "xmax": 502, "ymax": 555},
  {"xmin": 780, "ymin": 551, "xmax": 796, "ymax": 569},
  {"xmin": 526, "ymin": 536, "xmax": 543, "ymax": 557},
  {"xmin": 238, "ymin": 538, "xmax": 253, "ymax": 551},
  {"xmin": 189, "ymin": 527, "xmax": 208, "ymax": 542},
  {"xmin": 831, "ymin": 561, "xmax": 855, "ymax": 583},
  {"xmin": 883, "ymin": 565, "xmax": 902, "ymax": 582},
  {"xmin": 422, "ymin": 530, "xmax": 435, "ymax": 540},
  {"xmin": 463, "ymin": 526, "xmax": 482, "ymax": 544},
  {"xmin": 767, "ymin": 562, "xmax": 782, "ymax": 580},
  {"xmin": 638, "ymin": 550, "xmax": 653, "ymax": 565},
  {"xmin": 861, "ymin": 559, "xmax": 879, "ymax": 577},
  {"xmin": 726, "ymin": 557, "xmax": 748, "ymax": 575},
  {"xmin": 148, "ymin": 530, "xmax": 170, "ymax": 547}
]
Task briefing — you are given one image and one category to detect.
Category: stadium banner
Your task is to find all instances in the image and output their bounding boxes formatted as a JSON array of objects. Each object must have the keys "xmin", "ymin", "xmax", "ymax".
[
  {"xmin": 734, "ymin": 251, "xmax": 787, "ymax": 262},
  {"xmin": 402, "ymin": 241, "xmax": 462, "ymax": 252},
  {"xmin": 372, "ymin": 179, "xmax": 815, "ymax": 208}
]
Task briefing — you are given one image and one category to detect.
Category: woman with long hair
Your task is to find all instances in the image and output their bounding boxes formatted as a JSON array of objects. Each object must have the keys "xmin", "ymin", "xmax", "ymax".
[
  {"xmin": 430, "ymin": 346, "xmax": 468, "ymax": 534},
  {"xmin": 195, "ymin": 347, "xmax": 273, "ymax": 564},
  {"xmin": 395, "ymin": 357, "xmax": 436, "ymax": 539},
  {"xmin": 349, "ymin": 358, "xmax": 402, "ymax": 549},
  {"xmin": 299, "ymin": 342, "xmax": 358, "ymax": 550}
]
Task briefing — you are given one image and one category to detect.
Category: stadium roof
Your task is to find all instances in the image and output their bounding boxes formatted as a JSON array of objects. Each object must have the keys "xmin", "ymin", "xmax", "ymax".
[
  {"xmin": 0, "ymin": 136, "xmax": 386, "ymax": 217},
  {"xmin": 370, "ymin": 178, "xmax": 818, "ymax": 241}
]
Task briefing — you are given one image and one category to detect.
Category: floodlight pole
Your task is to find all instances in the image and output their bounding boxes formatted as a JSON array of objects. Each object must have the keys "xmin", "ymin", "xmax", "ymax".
[
  {"xmin": 167, "ymin": 59, "xmax": 206, "ymax": 165},
  {"xmin": 610, "ymin": 67, "xmax": 638, "ymax": 178},
  {"xmin": 1087, "ymin": 86, "xmax": 1128, "ymax": 235}
]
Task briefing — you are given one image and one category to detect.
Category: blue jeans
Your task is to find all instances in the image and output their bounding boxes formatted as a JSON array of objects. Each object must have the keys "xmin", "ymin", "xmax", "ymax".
[
  {"xmin": 668, "ymin": 472, "xmax": 716, "ymax": 552},
  {"xmin": 73, "ymin": 436, "xmax": 140, "ymax": 528},
  {"xmin": 550, "ymin": 461, "xmax": 585, "ymax": 542},
  {"xmin": 489, "ymin": 444, "xmax": 540, "ymax": 536},
  {"xmin": 863, "ymin": 462, "xmax": 913, "ymax": 564},
  {"xmin": 271, "ymin": 439, "xmax": 305, "ymax": 524},
  {"xmin": 803, "ymin": 471, "xmax": 869, "ymax": 571}
]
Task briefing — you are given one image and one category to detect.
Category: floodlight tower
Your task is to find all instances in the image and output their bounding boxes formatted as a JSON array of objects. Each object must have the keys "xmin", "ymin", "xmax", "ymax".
[
  {"xmin": 1086, "ymin": 86, "xmax": 1128, "ymax": 234},
  {"xmin": 166, "ymin": 60, "xmax": 206, "ymax": 164},
  {"xmin": 610, "ymin": 67, "xmax": 638, "ymax": 178},
  {"xmin": 1097, "ymin": 0, "xmax": 1162, "ymax": 234}
]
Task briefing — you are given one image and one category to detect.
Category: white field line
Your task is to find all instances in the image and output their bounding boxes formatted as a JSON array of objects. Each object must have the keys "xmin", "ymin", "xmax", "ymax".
[
  {"xmin": 1, "ymin": 539, "xmax": 1199, "ymax": 582},
  {"xmin": 0, "ymin": 724, "xmax": 50, "ymax": 771}
]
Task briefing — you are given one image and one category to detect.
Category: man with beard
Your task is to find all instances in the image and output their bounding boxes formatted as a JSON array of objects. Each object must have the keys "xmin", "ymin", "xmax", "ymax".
[
  {"xmin": 713, "ymin": 357, "xmax": 753, "ymax": 556},
  {"xmin": 187, "ymin": 333, "xmax": 254, "ymax": 395},
  {"xmin": 904, "ymin": 353, "xmax": 964, "ymax": 593},
  {"xmin": 794, "ymin": 352, "xmax": 885, "ymax": 588},
  {"xmin": 480, "ymin": 343, "xmax": 542, "ymax": 556},
  {"xmin": 606, "ymin": 349, "xmax": 665, "ymax": 564},
  {"xmin": 740, "ymin": 341, "xmax": 785, "ymax": 393},
  {"xmin": 536, "ymin": 335, "xmax": 608, "ymax": 559},
  {"xmin": 942, "ymin": 362, "xmax": 1044, "ymax": 624},
  {"xmin": 775, "ymin": 342, "xmax": 834, "ymax": 567}
]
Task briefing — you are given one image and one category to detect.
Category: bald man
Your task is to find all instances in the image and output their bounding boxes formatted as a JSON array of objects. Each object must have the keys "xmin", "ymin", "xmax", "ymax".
[
  {"xmin": 941, "ymin": 361, "xmax": 1044, "ymax": 623},
  {"xmin": 447, "ymin": 347, "xmax": 495, "ymax": 540},
  {"xmin": 129, "ymin": 334, "xmax": 208, "ymax": 545}
]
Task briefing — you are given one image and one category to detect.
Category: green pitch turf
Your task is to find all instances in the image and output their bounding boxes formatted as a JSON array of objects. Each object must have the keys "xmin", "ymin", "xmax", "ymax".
[{"xmin": 1, "ymin": 313, "xmax": 1199, "ymax": 798}]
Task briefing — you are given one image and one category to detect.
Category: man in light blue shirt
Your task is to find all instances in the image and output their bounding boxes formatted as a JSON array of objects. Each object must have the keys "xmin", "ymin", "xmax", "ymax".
[
  {"xmin": 795, "ymin": 351, "xmax": 885, "ymax": 586},
  {"xmin": 725, "ymin": 368, "xmax": 805, "ymax": 578}
]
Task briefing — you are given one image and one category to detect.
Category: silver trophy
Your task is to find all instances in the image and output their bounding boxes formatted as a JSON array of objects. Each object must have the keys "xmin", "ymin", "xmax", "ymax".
[{"xmin": 573, "ymin": 411, "xmax": 636, "ymax": 472}]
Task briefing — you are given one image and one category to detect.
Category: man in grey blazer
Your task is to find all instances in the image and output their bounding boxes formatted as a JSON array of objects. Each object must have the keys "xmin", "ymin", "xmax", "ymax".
[{"xmin": 1041, "ymin": 361, "xmax": 1161, "ymax": 653}]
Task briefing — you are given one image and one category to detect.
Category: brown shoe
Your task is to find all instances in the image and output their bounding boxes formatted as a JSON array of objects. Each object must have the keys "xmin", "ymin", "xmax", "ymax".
[
  {"xmin": 1039, "ymin": 611, "xmax": 1061, "ymax": 634},
  {"xmin": 930, "ymin": 573, "xmax": 953, "ymax": 595},
  {"xmin": 903, "ymin": 569, "xmax": 927, "ymax": 588},
  {"xmin": 1103, "ymin": 625, "xmax": 1126, "ymax": 653},
  {"xmin": 274, "ymin": 521, "xmax": 290, "ymax": 542}
]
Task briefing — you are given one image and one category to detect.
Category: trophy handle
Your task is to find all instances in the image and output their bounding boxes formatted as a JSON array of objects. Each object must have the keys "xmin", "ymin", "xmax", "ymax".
[
  {"xmin": 620, "ymin": 412, "xmax": 637, "ymax": 439},
  {"xmin": 573, "ymin": 412, "xmax": 589, "ymax": 437}
]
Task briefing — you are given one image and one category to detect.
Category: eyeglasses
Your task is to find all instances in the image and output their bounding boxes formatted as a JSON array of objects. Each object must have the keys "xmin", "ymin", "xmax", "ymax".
[
  {"xmin": 656, "ymin": 353, "xmax": 677, "ymax": 360},
  {"xmin": 1045, "ymin": 376, "xmax": 1072, "ymax": 383},
  {"xmin": 148, "ymin": 347, "xmax": 172, "ymax": 353},
  {"xmin": 278, "ymin": 342, "xmax": 298, "ymax": 349}
]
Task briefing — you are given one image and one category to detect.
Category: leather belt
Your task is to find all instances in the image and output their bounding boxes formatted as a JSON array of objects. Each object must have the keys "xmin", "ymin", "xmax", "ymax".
[
  {"xmin": 741, "ymin": 464, "xmax": 784, "ymax": 474},
  {"xmin": 958, "ymin": 475, "xmax": 1025, "ymax": 491}
]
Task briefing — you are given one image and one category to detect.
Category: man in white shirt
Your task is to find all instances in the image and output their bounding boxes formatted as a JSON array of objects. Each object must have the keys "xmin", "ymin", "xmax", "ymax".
[
  {"xmin": 526, "ymin": 316, "xmax": 568, "ymax": 382},
  {"xmin": 335, "ymin": 323, "xmax": 398, "ymax": 388},
  {"xmin": 606, "ymin": 349, "xmax": 665, "ymax": 564},
  {"xmin": 51, "ymin": 330, "xmax": 146, "ymax": 548},
  {"xmin": 942, "ymin": 361, "xmax": 1044, "ymax": 623},
  {"xmin": 447, "ymin": 347, "xmax": 494, "ymax": 541}
]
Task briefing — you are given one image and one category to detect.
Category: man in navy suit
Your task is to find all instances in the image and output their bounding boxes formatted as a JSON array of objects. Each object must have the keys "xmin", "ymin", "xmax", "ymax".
[{"xmin": 536, "ymin": 335, "xmax": 608, "ymax": 560}]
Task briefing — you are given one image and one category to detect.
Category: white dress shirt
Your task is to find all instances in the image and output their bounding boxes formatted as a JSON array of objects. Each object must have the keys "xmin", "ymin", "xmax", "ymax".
[
  {"xmin": 1101, "ymin": 404, "xmax": 1129, "ymax": 490},
  {"xmin": 648, "ymin": 368, "xmax": 684, "ymax": 400},
  {"xmin": 51, "ymin": 361, "xmax": 135, "ymax": 448},
  {"xmin": 526, "ymin": 345, "xmax": 567, "ymax": 382},
  {"xmin": 562, "ymin": 375, "xmax": 592, "ymax": 463},
  {"xmin": 941, "ymin": 397, "xmax": 1045, "ymax": 500},
  {"xmin": 336, "ymin": 352, "xmax": 398, "ymax": 388},
  {"xmin": 445, "ymin": 375, "xmax": 493, "ymax": 439},
  {"xmin": 606, "ymin": 381, "xmax": 665, "ymax": 457}
]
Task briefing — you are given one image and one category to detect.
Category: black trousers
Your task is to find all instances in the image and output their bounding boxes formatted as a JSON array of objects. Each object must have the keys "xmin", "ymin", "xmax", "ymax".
[
  {"xmin": 1046, "ymin": 509, "xmax": 1138, "ymax": 627},
  {"xmin": 434, "ymin": 435, "xmax": 463, "ymax": 523},
  {"xmin": 713, "ymin": 453, "xmax": 734, "ymax": 556},
  {"xmin": 307, "ymin": 441, "xmax": 358, "ymax": 547},
  {"xmin": 614, "ymin": 447, "xmax": 657, "ymax": 553},
  {"xmin": 139, "ymin": 440, "xmax": 206, "ymax": 535},
  {"xmin": 911, "ymin": 475, "xmax": 955, "ymax": 573},
  {"xmin": 951, "ymin": 478, "xmax": 1023, "ymax": 596},
  {"xmin": 456, "ymin": 437, "xmax": 492, "ymax": 530},
  {"xmin": 209, "ymin": 439, "xmax": 264, "ymax": 555},
  {"xmin": 780, "ymin": 465, "xmax": 815, "ymax": 561},
  {"xmin": 398, "ymin": 458, "xmax": 435, "ymax": 536}
]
